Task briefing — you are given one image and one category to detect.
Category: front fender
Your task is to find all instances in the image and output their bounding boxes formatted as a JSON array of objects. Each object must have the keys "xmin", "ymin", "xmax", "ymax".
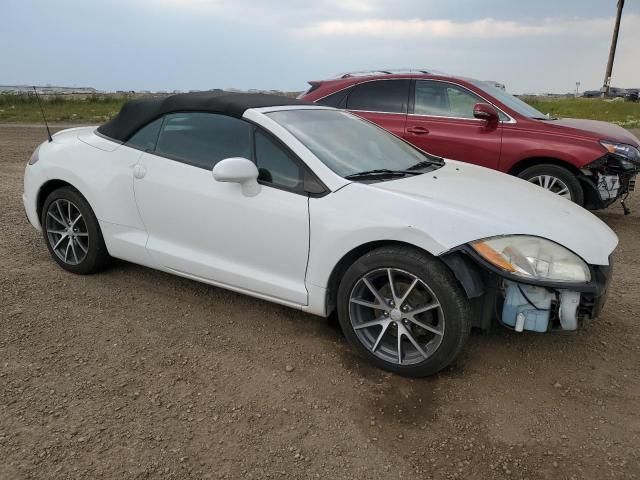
[
  {"xmin": 35, "ymin": 134, "xmax": 145, "ymax": 231},
  {"xmin": 500, "ymin": 126, "xmax": 604, "ymax": 172},
  {"xmin": 306, "ymin": 185, "xmax": 448, "ymax": 290}
]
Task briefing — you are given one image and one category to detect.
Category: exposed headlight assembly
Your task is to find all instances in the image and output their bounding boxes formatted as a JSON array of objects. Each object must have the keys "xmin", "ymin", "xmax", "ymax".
[
  {"xmin": 600, "ymin": 140, "xmax": 640, "ymax": 166},
  {"xmin": 470, "ymin": 235, "xmax": 591, "ymax": 283}
]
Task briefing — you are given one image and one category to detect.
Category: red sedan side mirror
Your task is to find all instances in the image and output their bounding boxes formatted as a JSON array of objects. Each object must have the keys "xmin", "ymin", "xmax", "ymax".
[{"xmin": 473, "ymin": 103, "xmax": 500, "ymax": 127}]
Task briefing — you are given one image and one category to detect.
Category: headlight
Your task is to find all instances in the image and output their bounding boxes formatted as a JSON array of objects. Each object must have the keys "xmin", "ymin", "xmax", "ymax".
[
  {"xmin": 600, "ymin": 140, "xmax": 640, "ymax": 165},
  {"xmin": 470, "ymin": 235, "xmax": 591, "ymax": 283}
]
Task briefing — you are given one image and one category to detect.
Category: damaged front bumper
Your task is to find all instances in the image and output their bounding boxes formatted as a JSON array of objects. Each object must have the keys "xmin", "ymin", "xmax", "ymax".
[
  {"xmin": 580, "ymin": 154, "xmax": 639, "ymax": 211},
  {"xmin": 442, "ymin": 249, "xmax": 612, "ymax": 333},
  {"xmin": 499, "ymin": 270, "xmax": 610, "ymax": 332}
]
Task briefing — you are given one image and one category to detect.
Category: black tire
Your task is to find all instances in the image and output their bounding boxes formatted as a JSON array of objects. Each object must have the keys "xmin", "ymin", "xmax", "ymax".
[
  {"xmin": 517, "ymin": 163, "xmax": 584, "ymax": 206},
  {"xmin": 337, "ymin": 246, "xmax": 471, "ymax": 377},
  {"xmin": 41, "ymin": 187, "xmax": 112, "ymax": 274}
]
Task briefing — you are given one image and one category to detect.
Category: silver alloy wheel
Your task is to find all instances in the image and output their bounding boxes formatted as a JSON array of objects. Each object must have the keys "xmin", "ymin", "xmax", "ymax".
[
  {"xmin": 348, "ymin": 268, "xmax": 445, "ymax": 365},
  {"xmin": 45, "ymin": 199, "xmax": 89, "ymax": 266},
  {"xmin": 527, "ymin": 175, "xmax": 572, "ymax": 199}
]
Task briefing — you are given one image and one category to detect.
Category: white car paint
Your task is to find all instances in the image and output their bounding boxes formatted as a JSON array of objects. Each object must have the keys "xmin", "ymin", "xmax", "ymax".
[
  {"xmin": 302, "ymin": 162, "xmax": 618, "ymax": 303},
  {"xmin": 133, "ymin": 149, "xmax": 310, "ymax": 304},
  {"xmin": 23, "ymin": 105, "xmax": 618, "ymax": 318}
]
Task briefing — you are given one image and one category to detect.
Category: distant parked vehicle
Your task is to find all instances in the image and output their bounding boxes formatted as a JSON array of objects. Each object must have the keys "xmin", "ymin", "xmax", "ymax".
[
  {"xmin": 624, "ymin": 89, "xmax": 639, "ymax": 102},
  {"xmin": 301, "ymin": 70, "xmax": 640, "ymax": 210},
  {"xmin": 583, "ymin": 87, "xmax": 627, "ymax": 98},
  {"xmin": 609, "ymin": 87, "xmax": 628, "ymax": 98}
]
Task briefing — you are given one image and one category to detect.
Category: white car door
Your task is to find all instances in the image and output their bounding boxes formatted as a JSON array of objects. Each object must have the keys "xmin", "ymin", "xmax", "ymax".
[{"xmin": 132, "ymin": 112, "xmax": 310, "ymax": 305}]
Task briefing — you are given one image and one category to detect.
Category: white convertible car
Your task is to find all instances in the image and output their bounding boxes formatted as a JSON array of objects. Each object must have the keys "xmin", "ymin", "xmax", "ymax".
[{"xmin": 23, "ymin": 92, "xmax": 618, "ymax": 376}]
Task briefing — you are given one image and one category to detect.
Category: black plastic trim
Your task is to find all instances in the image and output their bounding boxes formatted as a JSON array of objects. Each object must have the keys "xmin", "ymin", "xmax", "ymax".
[
  {"xmin": 440, "ymin": 251, "xmax": 485, "ymax": 298},
  {"xmin": 93, "ymin": 128, "xmax": 123, "ymax": 145},
  {"xmin": 408, "ymin": 80, "xmax": 416, "ymax": 114},
  {"xmin": 245, "ymin": 120, "xmax": 331, "ymax": 197},
  {"xmin": 578, "ymin": 174, "xmax": 617, "ymax": 210}
]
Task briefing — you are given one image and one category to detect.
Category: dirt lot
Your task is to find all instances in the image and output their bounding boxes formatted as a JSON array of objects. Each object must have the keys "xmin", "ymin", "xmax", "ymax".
[{"xmin": 1, "ymin": 125, "xmax": 639, "ymax": 480}]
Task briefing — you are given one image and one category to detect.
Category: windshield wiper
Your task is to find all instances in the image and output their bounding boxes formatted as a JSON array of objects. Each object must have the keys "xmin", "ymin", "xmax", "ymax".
[
  {"xmin": 408, "ymin": 158, "xmax": 445, "ymax": 170},
  {"xmin": 344, "ymin": 169, "xmax": 421, "ymax": 180}
]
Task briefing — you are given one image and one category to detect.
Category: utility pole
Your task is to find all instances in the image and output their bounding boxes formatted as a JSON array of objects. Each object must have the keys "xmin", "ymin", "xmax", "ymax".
[{"xmin": 602, "ymin": 0, "xmax": 625, "ymax": 97}]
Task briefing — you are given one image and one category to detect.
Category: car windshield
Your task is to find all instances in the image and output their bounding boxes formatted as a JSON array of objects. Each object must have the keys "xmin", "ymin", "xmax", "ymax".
[
  {"xmin": 471, "ymin": 80, "xmax": 549, "ymax": 119},
  {"xmin": 266, "ymin": 109, "xmax": 442, "ymax": 179}
]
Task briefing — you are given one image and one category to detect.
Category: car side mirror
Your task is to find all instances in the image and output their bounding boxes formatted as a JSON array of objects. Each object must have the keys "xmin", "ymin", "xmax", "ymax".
[
  {"xmin": 212, "ymin": 157, "xmax": 261, "ymax": 197},
  {"xmin": 473, "ymin": 103, "xmax": 500, "ymax": 127}
]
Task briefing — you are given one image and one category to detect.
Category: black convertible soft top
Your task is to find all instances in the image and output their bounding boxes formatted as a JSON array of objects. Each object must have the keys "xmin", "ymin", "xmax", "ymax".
[{"xmin": 97, "ymin": 91, "xmax": 310, "ymax": 142}]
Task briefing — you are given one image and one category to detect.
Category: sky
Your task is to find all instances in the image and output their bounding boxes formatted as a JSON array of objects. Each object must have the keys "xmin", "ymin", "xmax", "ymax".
[{"xmin": 1, "ymin": 0, "xmax": 639, "ymax": 94}]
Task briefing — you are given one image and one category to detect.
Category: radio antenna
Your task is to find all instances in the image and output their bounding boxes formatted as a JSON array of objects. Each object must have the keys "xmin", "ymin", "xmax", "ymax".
[{"xmin": 32, "ymin": 86, "xmax": 52, "ymax": 142}]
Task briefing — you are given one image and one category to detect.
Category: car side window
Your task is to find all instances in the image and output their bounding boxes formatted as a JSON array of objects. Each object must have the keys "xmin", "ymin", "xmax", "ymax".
[
  {"xmin": 155, "ymin": 112, "xmax": 252, "ymax": 170},
  {"xmin": 126, "ymin": 117, "xmax": 163, "ymax": 151},
  {"xmin": 414, "ymin": 81, "xmax": 508, "ymax": 120},
  {"xmin": 316, "ymin": 87, "xmax": 351, "ymax": 108},
  {"xmin": 445, "ymin": 86, "xmax": 481, "ymax": 118},
  {"xmin": 254, "ymin": 129, "xmax": 302, "ymax": 191},
  {"xmin": 346, "ymin": 80, "xmax": 410, "ymax": 113}
]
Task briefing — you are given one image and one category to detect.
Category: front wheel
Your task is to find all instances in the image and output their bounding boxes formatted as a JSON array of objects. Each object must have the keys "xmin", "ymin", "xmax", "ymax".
[
  {"xmin": 337, "ymin": 246, "xmax": 471, "ymax": 377},
  {"xmin": 41, "ymin": 187, "xmax": 112, "ymax": 274},
  {"xmin": 517, "ymin": 164, "xmax": 584, "ymax": 206}
]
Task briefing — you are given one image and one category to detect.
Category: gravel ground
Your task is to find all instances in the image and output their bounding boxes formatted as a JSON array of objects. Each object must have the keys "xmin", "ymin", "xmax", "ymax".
[{"xmin": 1, "ymin": 125, "xmax": 639, "ymax": 480}]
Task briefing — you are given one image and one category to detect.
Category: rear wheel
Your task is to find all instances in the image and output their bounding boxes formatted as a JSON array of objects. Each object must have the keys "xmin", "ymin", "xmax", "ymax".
[
  {"xmin": 337, "ymin": 246, "xmax": 471, "ymax": 377},
  {"xmin": 41, "ymin": 187, "xmax": 112, "ymax": 274},
  {"xmin": 517, "ymin": 164, "xmax": 584, "ymax": 205}
]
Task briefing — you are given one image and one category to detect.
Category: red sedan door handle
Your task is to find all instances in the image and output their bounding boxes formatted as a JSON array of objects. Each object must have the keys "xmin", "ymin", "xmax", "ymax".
[{"xmin": 406, "ymin": 126, "xmax": 430, "ymax": 135}]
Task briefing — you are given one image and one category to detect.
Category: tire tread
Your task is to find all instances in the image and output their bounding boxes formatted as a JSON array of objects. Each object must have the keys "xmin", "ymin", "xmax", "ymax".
[
  {"xmin": 337, "ymin": 245, "xmax": 471, "ymax": 377},
  {"xmin": 41, "ymin": 186, "xmax": 112, "ymax": 275}
]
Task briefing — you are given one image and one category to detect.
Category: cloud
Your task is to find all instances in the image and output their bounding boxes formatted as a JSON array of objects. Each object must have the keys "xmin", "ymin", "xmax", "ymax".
[{"xmin": 291, "ymin": 16, "xmax": 624, "ymax": 39}]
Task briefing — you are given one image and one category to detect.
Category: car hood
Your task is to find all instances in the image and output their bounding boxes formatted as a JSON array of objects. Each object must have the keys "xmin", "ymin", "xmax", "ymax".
[
  {"xmin": 547, "ymin": 118, "xmax": 639, "ymax": 147},
  {"xmin": 372, "ymin": 161, "xmax": 618, "ymax": 265}
]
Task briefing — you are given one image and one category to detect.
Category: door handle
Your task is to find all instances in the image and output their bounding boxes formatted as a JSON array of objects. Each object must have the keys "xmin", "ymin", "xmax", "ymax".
[
  {"xmin": 406, "ymin": 126, "xmax": 430, "ymax": 135},
  {"xmin": 133, "ymin": 164, "xmax": 147, "ymax": 179}
]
